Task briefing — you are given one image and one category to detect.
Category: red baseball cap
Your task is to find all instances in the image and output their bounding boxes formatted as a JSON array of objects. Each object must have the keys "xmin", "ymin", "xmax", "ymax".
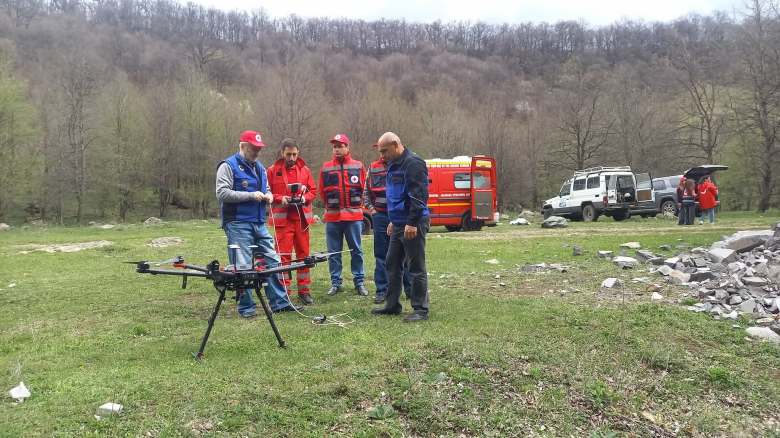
[
  {"xmin": 240, "ymin": 130, "xmax": 266, "ymax": 148},
  {"xmin": 329, "ymin": 133, "xmax": 350, "ymax": 146}
]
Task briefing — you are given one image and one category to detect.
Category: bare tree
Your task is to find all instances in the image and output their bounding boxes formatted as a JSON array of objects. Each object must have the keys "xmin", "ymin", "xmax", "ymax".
[
  {"xmin": 731, "ymin": 0, "xmax": 780, "ymax": 212},
  {"xmin": 554, "ymin": 59, "xmax": 613, "ymax": 170}
]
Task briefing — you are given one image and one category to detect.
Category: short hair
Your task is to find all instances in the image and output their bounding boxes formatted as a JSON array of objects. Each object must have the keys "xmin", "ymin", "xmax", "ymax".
[
  {"xmin": 280, "ymin": 138, "xmax": 299, "ymax": 150},
  {"xmin": 378, "ymin": 132, "xmax": 402, "ymax": 147}
]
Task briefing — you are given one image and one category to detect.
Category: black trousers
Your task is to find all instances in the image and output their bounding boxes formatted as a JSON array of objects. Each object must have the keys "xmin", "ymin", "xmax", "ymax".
[
  {"xmin": 678, "ymin": 201, "xmax": 696, "ymax": 225},
  {"xmin": 385, "ymin": 217, "xmax": 430, "ymax": 314}
]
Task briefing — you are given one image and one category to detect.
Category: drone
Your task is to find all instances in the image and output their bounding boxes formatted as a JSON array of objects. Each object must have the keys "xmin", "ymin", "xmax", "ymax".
[{"xmin": 128, "ymin": 246, "xmax": 333, "ymax": 360}]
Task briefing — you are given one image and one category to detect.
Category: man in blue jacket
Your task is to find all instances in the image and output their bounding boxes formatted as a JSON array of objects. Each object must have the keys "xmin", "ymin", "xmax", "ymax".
[
  {"xmin": 216, "ymin": 130, "xmax": 301, "ymax": 318},
  {"xmin": 371, "ymin": 132, "xmax": 431, "ymax": 322}
]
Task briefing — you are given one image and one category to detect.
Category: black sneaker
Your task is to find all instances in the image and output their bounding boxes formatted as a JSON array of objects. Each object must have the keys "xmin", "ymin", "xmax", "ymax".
[
  {"xmin": 356, "ymin": 284, "xmax": 369, "ymax": 296},
  {"xmin": 274, "ymin": 305, "xmax": 304, "ymax": 314},
  {"xmin": 371, "ymin": 304, "xmax": 402, "ymax": 315},
  {"xmin": 374, "ymin": 295, "xmax": 386, "ymax": 304},
  {"xmin": 327, "ymin": 286, "xmax": 343, "ymax": 296},
  {"xmin": 299, "ymin": 294, "xmax": 314, "ymax": 305},
  {"xmin": 403, "ymin": 312, "xmax": 428, "ymax": 322}
]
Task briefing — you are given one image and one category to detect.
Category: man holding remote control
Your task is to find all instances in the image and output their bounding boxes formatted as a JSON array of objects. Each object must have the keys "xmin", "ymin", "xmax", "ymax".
[{"xmin": 268, "ymin": 138, "xmax": 318, "ymax": 305}]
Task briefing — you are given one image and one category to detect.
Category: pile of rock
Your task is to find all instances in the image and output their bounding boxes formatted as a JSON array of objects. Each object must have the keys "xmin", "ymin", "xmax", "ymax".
[
  {"xmin": 648, "ymin": 224, "xmax": 780, "ymax": 337},
  {"xmin": 520, "ymin": 262, "xmax": 570, "ymax": 273}
]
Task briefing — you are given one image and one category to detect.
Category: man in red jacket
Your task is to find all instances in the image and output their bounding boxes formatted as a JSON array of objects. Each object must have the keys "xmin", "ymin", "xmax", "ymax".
[
  {"xmin": 319, "ymin": 133, "xmax": 369, "ymax": 297},
  {"xmin": 268, "ymin": 139, "xmax": 317, "ymax": 305},
  {"xmin": 697, "ymin": 175, "xmax": 719, "ymax": 224}
]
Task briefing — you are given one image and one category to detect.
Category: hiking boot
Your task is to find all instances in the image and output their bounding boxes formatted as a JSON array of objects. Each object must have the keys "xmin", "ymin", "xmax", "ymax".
[
  {"xmin": 371, "ymin": 304, "xmax": 402, "ymax": 315},
  {"xmin": 327, "ymin": 285, "xmax": 343, "ymax": 296},
  {"xmin": 356, "ymin": 284, "xmax": 369, "ymax": 296},
  {"xmin": 299, "ymin": 293, "xmax": 314, "ymax": 305}
]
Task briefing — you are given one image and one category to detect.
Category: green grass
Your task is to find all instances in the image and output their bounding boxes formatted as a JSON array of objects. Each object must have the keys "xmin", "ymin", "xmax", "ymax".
[{"xmin": 1, "ymin": 211, "xmax": 779, "ymax": 436}]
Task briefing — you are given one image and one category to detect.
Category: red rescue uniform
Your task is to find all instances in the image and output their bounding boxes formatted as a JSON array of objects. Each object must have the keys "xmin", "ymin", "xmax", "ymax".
[
  {"xmin": 268, "ymin": 157, "xmax": 317, "ymax": 296},
  {"xmin": 319, "ymin": 153, "xmax": 366, "ymax": 222}
]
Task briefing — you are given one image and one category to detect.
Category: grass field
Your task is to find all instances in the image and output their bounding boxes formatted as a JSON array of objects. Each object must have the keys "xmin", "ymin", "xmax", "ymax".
[{"xmin": 1, "ymin": 212, "xmax": 779, "ymax": 437}]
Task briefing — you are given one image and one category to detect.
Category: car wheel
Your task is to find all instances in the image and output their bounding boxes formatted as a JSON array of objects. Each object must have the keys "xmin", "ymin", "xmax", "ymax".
[
  {"xmin": 661, "ymin": 200, "xmax": 677, "ymax": 217},
  {"xmin": 461, "ymin": 211, "xmax": 483, "ymax": 231},
  {"xmin": 542, "ymin": 208, "xmax": 552, "ymax": 219},
  {"xmin": 613, "ymin": 210, "xmax": 629, "ymax": 221},
  {"xmin": 582, "ymin": 204, "xmax": 598, "ymax": 222}
]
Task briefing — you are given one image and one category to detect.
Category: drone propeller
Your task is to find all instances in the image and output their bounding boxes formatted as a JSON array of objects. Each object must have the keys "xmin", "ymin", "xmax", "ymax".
[{"xmin": 123, "ymin": 255, "xmax": 184, "ymax": 267}]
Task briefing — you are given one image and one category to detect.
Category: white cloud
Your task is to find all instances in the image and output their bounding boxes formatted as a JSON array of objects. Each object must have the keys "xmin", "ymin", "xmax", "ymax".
[{"xmin": 192, "ymin": 0, "xmax": 740, "ymax": 25}]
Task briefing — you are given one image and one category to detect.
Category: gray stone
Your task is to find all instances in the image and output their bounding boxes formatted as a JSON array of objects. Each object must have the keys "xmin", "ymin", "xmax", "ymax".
[
  {"xmin": 651, "ymin": 292, "xmax": 664, "ymax": 301},
  {"xmin": 509, "ymin": 217, "xmax": 529, "ymax": 225},
  {"xmin": 738, "ymin": 298, "xmax": 756, "ymax": 313},
  {"xmin": 714, "ymin": 289, "xmax": 729, "ymax": 301},
  {"xmin": 712, "ymin": 230, "xmax": 773, "ymax": 253},
  {"xmin": 658, "ymin": 244, "xmax": 672, "ymax": 251},
  {"xmin": 766, "ymin": 263, "xmax": 780, "ymax": 284},
  {"xmin": 689, "ymin": 270, "xmax": 717, "ymax": 282},
  {"xmin": 621, "ymin": 242, "xmax": 642, "ymax": 249},
  {"xmin": 0, "ymin": 223, "xmax": 9, "ymax": 231},
  {"xmin": 648, "ymin": 257, "xmax": 665, "ymax": 266},
  {"xmin": 742, "ymin": 276, "xmax": 768, "ymax": 286},
  {"xmin": 664, "ymin": 257, "xmax": 680, "ymax": 268},
  {"xmin": 668, "ymin": 270, "xmax": 691, "ymax": 285},
  {"xmin": 727, "ymin": 261, "xmax": 746, "ymax": 273},
  {"xmin": 601, "ymin": 278, "xmax": 621, "ymax": 288},
  {"xmin": 597, "ymin": 250, "xmax": 613, "ymax": 258},
  {"xmin": 745, "ymin": 327, "xmax": 780, "ymax": 344},
  {"xmin": 635, "ymin": 250, "xmax": 656, "ymax": 261},
  {"xmin": 541, "ymin": 216, "xmax": 568, "ymax": 228},
  {"xmin": 707, "ymin": 248, "xmax": 737, "ymax": 264},
  {"xmin": 729, "ymin": 295, "xmax": 743, "ymax": 305},
  {"xmin": 144, "ymin": 217, "xmax": 163, "ymax": 225},
  {"xmin": 698, "ymin": 288, "xmax": 714, "ymax": 299},
  {"xmin": 572, "ymin": 245, "xmax": 583, "ymax": 256},
  {"xmin": 692, "ymin": 258, "xmax": 709, "ymax": 268},
  {"xmin": 724, "ymin": 310, "xmax": 739, "ymax": 320},
  {"xmin": 655, "ymin": 265, "xmax": 673, "ymax": 276},
  {"xmin": 613, "ymin": 256, "xmax": 639, "ymax": 269}
]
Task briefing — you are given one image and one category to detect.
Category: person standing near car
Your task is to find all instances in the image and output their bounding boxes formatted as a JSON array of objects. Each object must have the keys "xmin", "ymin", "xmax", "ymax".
[
  {"xmin": 697, "ymin": 176, "xmax": 719, "ymax": 224},
  {"xmin": 677, "ymin": 178, "xmax": 698, "ymax": 226},
  {"xmin": 319, "ymin": 133, "xmax": 369, "ymax": 297}
]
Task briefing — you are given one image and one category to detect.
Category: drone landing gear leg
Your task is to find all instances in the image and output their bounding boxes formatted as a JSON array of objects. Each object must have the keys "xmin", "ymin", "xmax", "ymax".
[
  {"xmin": 194, "ymin": 287, "xmax": 226, "ymax": 361},
  {"xmin": 255, "ymin": 286, "xmax": 286, "ymax": 348}
]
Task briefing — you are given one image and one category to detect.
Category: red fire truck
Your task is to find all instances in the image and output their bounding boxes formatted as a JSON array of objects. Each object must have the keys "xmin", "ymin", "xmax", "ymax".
[{"xmin": 361, "ymin": 155, "xmax": 499, "ymax": 233}]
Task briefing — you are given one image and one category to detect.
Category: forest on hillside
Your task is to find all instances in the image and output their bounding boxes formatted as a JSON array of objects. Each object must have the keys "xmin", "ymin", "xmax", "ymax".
[{"xmin": 0, "ymin": 0, "xmax": 778, "ymax": 224}]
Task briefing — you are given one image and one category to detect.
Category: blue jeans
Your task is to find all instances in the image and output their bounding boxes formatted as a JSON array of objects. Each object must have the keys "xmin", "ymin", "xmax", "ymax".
[
  {"xmin": 702, "ymin": 208, "xmax": 715, "ymax": 223},
  {"xmin": 224, "ymin": 221, "xmax": 289, "ymax": 315},
  {"xmin": 325, "ymin": 221, "xmax": 364, "ymax": 288},
  {"xmin": 372, "ymin": 212, "xmax": 411, "ymax": 299}
]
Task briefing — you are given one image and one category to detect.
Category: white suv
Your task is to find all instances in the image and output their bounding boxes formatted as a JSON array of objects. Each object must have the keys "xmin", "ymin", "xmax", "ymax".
[{"xmin": 541, "ymin": 167, "xmax": 654, "ymax": 222}]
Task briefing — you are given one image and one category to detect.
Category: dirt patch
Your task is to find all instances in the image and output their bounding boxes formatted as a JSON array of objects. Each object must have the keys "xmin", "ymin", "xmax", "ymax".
[
  {"xmin": 147, "ymin": 237, "xmax": 183, "ymax": 248},
  {"xmin": 438, "ymin": 225, "xmax": 769, "ymax": 240},
  {"xmin": 15, "ymin": 240, "xmax": 113, "ymax": 254}
]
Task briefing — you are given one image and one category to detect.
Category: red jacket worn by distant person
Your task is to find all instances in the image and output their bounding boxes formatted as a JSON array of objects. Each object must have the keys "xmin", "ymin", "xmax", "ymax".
[{"xmin": 697, "ymin": 180, "xmax": 719, "ymax": 210}]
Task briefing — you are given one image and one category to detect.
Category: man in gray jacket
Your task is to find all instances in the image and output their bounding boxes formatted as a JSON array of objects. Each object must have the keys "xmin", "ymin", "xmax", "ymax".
[{"xmin": 216, "ymin": 130, "xmax": 301, "ymax": 317}]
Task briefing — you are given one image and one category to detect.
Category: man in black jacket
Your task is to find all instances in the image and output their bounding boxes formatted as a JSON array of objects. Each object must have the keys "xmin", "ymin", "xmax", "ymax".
[{"xmin": 371, "ymin": 132, "xmax": 431, "ymax": 322}]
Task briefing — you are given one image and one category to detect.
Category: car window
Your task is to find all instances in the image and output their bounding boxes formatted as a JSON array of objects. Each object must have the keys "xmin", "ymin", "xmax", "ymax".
[
  {"xmin": 586, "ymin": 176, "xmax": 599, "ymax": 189},
  {"xmin": 472, "ymin": 171, "xmax": 491, "ymax": 189},
  {"xmin": 669, "ymin": 176, "xmax": 680, "ymax": 187},
  {"xmin": 653, "ymin": 180, "xmax": 666, "ymax": 191},
  {"xmin": 560, "ymin": 179, "xmax": 572, "ymax": 196},
  {"xmin": 454, "ymin": 173, "xmax": 470, "ymax": 189},
  {"xmin": 572, "ymin": 177, "xmax": 586, "ymax": 191},
  {"xmin": 617, "ymin": 175, "xmax": 634, "ymax": 188}
]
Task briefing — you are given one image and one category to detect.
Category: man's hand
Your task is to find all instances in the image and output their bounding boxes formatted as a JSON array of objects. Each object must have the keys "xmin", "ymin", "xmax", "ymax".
[
  {"xmin": 387, "ymin": 222, "xmax": 393, "ymax": 236},
  {"xmin": 281, "ymin": 196, "xmax": 291, "ymax": 206},
  {"xmin": 253, "ymin": 191, "xmax": 265, "ymax": 202},
  {"xmin": 404, "ymin": 224, "xmax": 418, "ymax": 240},
  {"xmin": 368, "ymin": 207, "xmax": 377, "ymax": 216}
]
